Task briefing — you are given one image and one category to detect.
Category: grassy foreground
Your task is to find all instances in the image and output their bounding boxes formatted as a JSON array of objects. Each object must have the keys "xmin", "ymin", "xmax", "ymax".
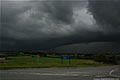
[{"xmin": 0, "ymin": 56, "xmax": 110, "ymax": 69}]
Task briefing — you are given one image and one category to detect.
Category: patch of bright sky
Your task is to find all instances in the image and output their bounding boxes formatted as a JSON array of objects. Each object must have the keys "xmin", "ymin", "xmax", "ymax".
[{"xmin": 73, "ymin": 5, "xmax": 99, "ymax": 31}]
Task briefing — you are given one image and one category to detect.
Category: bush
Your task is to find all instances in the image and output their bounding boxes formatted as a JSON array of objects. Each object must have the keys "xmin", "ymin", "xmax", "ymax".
[{"xmin": 94, "ymin": 54, "xmax": 118, "ymax": 65}]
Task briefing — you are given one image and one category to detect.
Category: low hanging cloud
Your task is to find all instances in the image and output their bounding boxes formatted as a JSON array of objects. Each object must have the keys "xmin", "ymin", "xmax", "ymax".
[{"xmin": 1, "ymin": 0, "xmax": 120, "ymax": 51}]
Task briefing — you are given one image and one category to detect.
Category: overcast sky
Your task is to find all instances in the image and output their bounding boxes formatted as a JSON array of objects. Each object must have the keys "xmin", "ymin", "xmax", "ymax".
[{"xmin": 0, "ymin": 0, "xmax": 120, "ymax": 53}]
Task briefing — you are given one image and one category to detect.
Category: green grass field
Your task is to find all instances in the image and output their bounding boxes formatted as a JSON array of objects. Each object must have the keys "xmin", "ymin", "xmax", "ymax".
[{"xmin": 0, "ymin": 56, "xmax": 110, "ymax": 69}]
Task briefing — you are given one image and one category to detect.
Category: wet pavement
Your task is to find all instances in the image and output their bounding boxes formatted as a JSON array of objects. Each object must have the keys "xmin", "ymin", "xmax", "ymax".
[{"xmin": 0, "ymin": 66, "xmax": 120, "ymax": 80}]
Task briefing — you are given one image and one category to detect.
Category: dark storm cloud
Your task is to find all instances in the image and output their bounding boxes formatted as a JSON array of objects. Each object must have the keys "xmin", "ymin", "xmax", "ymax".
[
  {"xmin": 1, "ymin": 0, "xmax": 120, "ymax": 51},
  {"xmin": 1, "ymin": 0, "xmax": 77, "ymax": 40},
  {"xmin": 1, "ymin": 1, "xmax": 32, "ymax": 23},
  {"xmin": 0, "ymin": 0, "xmax": 76, "ymax": 50},
  {"xmin": 42, "ymin": 1, "xmax": 74, "ymax": 24},
  {"xmin": 88, "ymin": 0, "xmax": 120, "ymax": 32}
]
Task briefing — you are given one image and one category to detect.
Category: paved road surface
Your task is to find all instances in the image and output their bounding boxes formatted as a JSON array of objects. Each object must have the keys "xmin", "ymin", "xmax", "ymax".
[{"xmin": 0, "ymin": 66, "xmax": 120, "ymax": 80}]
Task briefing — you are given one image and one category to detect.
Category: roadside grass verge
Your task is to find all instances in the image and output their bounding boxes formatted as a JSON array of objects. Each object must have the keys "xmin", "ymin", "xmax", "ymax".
[{"xmin": 0, "ymin": 56, "xmax": 110, "ymax": 69}]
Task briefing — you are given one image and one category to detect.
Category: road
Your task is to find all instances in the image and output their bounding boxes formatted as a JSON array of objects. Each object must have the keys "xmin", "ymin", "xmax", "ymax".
[{"xmin": 0, "ymin": 66, "xmax": 120, "ymax": 80}]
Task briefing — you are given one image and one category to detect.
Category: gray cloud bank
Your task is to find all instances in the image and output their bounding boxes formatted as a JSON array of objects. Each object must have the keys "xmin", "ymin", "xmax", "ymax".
[{"xmin": 0, "ymin": 0, "xmax": 120, "ymax": 52}]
